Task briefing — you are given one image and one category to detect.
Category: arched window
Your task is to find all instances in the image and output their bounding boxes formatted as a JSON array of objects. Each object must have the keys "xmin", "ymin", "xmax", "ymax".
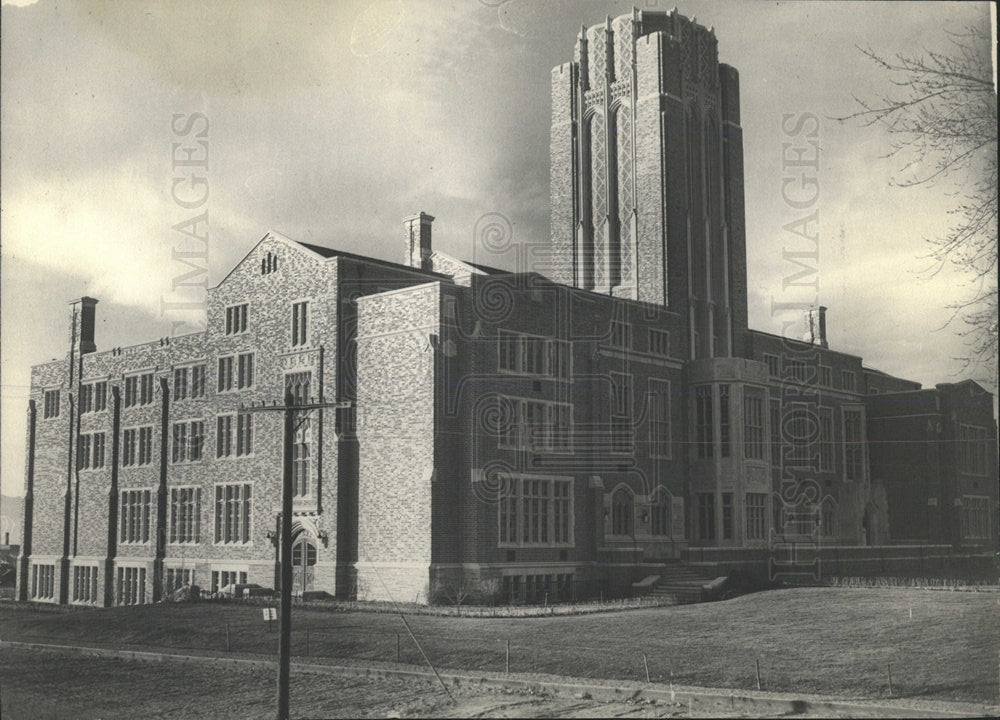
[
  {"xmin": 650, "ymin": 491, "xmax": 671, "ymax": 536},
  {"xmin": 611, "ymin": 488, "xmax": 633, "ymax": 536},
  {"xmin": 821, "ymin": 500, "xmax": 837, "ymax": 538}
]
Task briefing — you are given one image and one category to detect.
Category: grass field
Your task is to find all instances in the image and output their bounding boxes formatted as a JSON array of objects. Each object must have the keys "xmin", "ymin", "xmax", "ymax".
[{"xmin": 2, "ymin": 587, "xmax": 997, "ymax": 705}]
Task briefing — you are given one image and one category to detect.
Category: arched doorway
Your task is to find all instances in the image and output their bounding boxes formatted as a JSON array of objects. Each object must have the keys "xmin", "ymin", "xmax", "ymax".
[{"xmin": 290, "ymin": 523, "xmax": 317, "ymax": 596}]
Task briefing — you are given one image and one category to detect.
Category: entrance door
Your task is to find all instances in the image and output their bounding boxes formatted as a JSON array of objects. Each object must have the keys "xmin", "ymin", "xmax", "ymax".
[{"xmin": 291, "ymin": 536, "xmax": 316, "ymax": 595}]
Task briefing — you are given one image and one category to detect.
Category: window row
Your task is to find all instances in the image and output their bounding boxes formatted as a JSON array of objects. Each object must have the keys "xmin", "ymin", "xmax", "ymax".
[
  {"xmin": 498, "ymin": 477, "xmax": 573, "ymax": 546},
  {"xmin": 961, "ymin": 496, "xmax": 990, "ymax": 539},
  {"xmin": 696, "ymin": 492, "xmax": 774, "ymax": 542},
  {"xmin": 224, "ymin": 301, "xmax": 309, "ymax": 345},
  {"xmin": 609, "ymin": 488, "xmax": 673, "ymax": 537},
  {"xmin": 496, "ymin": 396, "xmax": 573, "ymax": 452},
  {"xmin": 119, "ymin": 483, "xmax": 252, "ymax": 546},
  {"xmin": 498, "ymin": 331, "xmax": 570, "ymax": 378},
  {"xmin": 763, "ymin": 353, "xmax": 857, "ymax": 392},
  {"xmin": 118, "ymin": 415, "xmax": 256, "ymax": 468}
]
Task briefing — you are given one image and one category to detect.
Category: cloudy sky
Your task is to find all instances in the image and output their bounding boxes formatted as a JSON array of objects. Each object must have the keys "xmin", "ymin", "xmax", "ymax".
[{"xmin": 1, "ymin": 0, "xmax": 994, "ymax": 496}]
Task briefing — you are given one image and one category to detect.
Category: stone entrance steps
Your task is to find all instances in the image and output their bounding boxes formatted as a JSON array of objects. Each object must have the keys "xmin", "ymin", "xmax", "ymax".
[{"xmin": 637, "ymin": 562, "xmax": 727, "ymax": 604}]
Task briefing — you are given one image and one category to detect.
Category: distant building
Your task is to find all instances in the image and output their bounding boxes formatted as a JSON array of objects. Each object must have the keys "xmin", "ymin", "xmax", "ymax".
[{"xmin": 18, "ymin": 8, "xmax": 997, "ymax": 606}]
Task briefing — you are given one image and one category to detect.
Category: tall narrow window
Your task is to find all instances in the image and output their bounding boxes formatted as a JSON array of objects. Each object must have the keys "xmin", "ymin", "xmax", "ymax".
[
  {"xmin": 651, "ymin": 493, "xmax": 671, "ymax": 536},
  {"xmin": 819, "ymin": 410, "xmax": 834, "ymax": 471},
  {"xmin": 120, "ymin": 490, "xmax": 151, "ymax": 544},
  {"xmin": 649, "ymin": 380, "xmax": 671, "ymax": 459},
  {"xmin": 611, "ymin": 488, "xmax": 633, "ymax": 536},
  {"xmin": 44, "ymin": 389, "xmax": 60, "ymax": 418},
  {"xmin": 225, "ymin": 304, "xmax": 248, "ymax": 335},
  {"xmin": 169, "ymin": 487, "xmax": 201, "ymax": 544},
  {"xmin": 291, "ymin": 301, "xmax": 308, "ymax": 347},
  {"xmin": 770, "ymin": 400, "xmax": 782, "ymax": 467},
  {"xmin": 722, "ymin": 493, "xmax": 733, "ymax": 540},
  {"xmin": 173, "ymin": 367, "xmax": 188, "ymax": 400},
  {"xmin": 697, "ymin": 493, "xmax": 716, "ymax": 541},
  {"xmin": 746, "ymin": 493, "xmax": 767, "ymax": 540},
  {"xmin": 191, "ymin": 364, "xmax": 206, "ymax": 398},
  {"xmin": 719, "ymin": 385, "xmax": 731, "ymax": 458},
  {"xmin": 695, "ymin": 386, "xmax": 713, "ymax": 459},
  {"xmin": 843, "ymin": 408, "xmax": 864, "ymax": 481},
  {"xmin": 743, "ymin": 388, "xmax": 765, "ymax": 460}
]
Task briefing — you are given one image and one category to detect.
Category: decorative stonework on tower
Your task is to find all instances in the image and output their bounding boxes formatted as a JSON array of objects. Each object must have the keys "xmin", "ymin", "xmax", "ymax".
[{"xmin": 550, "ymin": 8, "xmax": 748, "ymax": 359}]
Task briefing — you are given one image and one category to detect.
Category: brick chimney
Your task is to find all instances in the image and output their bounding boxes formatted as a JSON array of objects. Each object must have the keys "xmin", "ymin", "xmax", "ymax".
[
  {"xmin": 404, "ymin": 212, "xmax": 434, "ymax": 271},
  {"xmin": 69, "ymin": 297, "xmax": 98, "ymax": 355}
]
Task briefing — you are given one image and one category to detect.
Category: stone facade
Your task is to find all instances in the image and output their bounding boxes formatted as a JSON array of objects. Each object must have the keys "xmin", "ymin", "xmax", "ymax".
[{"xmin": 17, "ymin": 9, "xmax": 997, "ymax": 606}]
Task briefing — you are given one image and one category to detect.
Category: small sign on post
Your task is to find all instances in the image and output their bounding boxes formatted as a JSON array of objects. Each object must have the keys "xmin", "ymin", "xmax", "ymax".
[{"xmin": 263, "ymin": 606, "xmax": 277, "ymax": 632}]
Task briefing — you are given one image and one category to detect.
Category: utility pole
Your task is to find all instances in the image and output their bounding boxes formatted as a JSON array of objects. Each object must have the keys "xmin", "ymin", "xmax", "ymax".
[{"xmin": 242, "ymin": 393, "xmax": 348, "ymax": 720}]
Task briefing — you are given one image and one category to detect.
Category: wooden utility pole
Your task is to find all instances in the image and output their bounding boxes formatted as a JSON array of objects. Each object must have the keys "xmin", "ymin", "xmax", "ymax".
[{"xmin": 242, "ymin": 394, "xmax": 348, "ymax": 720}]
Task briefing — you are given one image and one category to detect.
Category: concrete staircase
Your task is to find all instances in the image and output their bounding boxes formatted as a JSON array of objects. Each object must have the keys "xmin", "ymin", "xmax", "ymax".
[{"xmin": 647, "ymin": 561, "xmax": 724, "ymax": 604}]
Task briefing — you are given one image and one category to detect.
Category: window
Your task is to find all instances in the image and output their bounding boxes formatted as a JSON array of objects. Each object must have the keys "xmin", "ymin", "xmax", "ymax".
[
  {"xmin": 498, "ymin": 476, "xmax": 573, "ymax": 546},
  {"xmin": 743, "ymin": 388, "xmax": 765, "ymax": 460},
  {"xmin": 215, "ymin": 483, "xmax": 252, "ymax": 544},
  {"xmin": 120, "ymin": 489, "xmax": 151, "ymax": 544},
  {"xmin": 819, "ymin": 365, "xmax": 832, "ymax": 387},
  {"xmin": 695, "ymin": 386, "xmax": 713, "ymax": 459},
  {"xmin": 959, "ymin": 425, "xmax": 989, "ymax": 476},
  {"xmin": 764, "ymin": 354, "xmax": 779, "ymax": 377},
  {"xmin": 722, "ymin": 493, "xmax": 733, "ymax": 540},
  {"xmin": 218, "ymin": 353, "xmax": 254, "ymax": 392},
  {"xmin": 77, "ymin": 432, "xmax": 106, "ymax": 470},
  {"xmin": 174, "ymin": 365, "xmax": 205, "ymax": 401},
  {"xmin": 80, "ymin": 381, "xmax": 107, "ymax": 414},
  {"xmin": 212, "ymin": 570, "xmax": 247, "ymax": 594},
  {"xmin": 611, "ymin": 372, "xmax": 631, "ymax": 416},
  {"xmin": 292, "ymin": 416, "xmax": 311, "ymax": 496},
  {"xmin": 169, "ymin": 487, "xmax": 201, "ymax": 544},
  {"xmin": 122, "ymin": 427, "xmax": 153, "ymax": 467},
  {"xmin": 819, "ymin": 410, "xmax": 834, "ymax": 471},
  {"xmin": 843, "ymin": 408, "xmax": 864, "ymax": 481},
  {"xmin": 217, "ymin": 413, "xmax": 253, "ymax": 459},
  {"xmin": 649, "ymin": 380, "xmax": 672, "ymax": 459},
  {"xmin": 651, "ymin": 493, "xmax": 671, "ymax": 535},
  {"xmin": 43, "ymin": 389, "xmax": 60, "ymax": 419},
  {"xmin": 611, "ymin": 488, "xmax": 633, "ymax": 536},
  {"xmin": 117, "ymin": 566, "xmax": 146, "ymax": 605},
  {"xmin": 31, "ymin": 564, "xmax": 55, "ymax": 600},
  {"xmin": 719, "ymin": 384, "xmax": 731, "ymax": 458},
  {"xmin": 225, "ymin": 304, "xmax": 248, "ymax": 335},
  {"xmin": 291, "ymin": 301, "xmax": 308, "ymax": 347},
  {"xmin": 746, "ymin": 493, "xmax": 767, "ymax": 540},
  {"xmin": 869, "ymin": 387, "xmax": 879, "ymax": 395},
  {"xmin": 785, "ymin": 358, "xmax": 808, "ymax": 382},
  {"xmin": 770, "ymin": 399, "xmax": 782, "ymax": 467},
  {"xmin": 962, "ymin": 496, "xmax": 990, "ymax": 539},
  {"xmin": 165, "ymin": 568, "xmax": 194, "ymax": 593},
  {"xmin": 261, "ymin": 251, "xmax": 278, "ymax": 275},
  {"xmin": 610, "ymin": 319, "xmax": 632, "ymax": 348},
  {"xmin": 285, "ymin": 371, "xmax": 311, "ymax": 404},
  {"xmin": 139, "ymin": 427, "xmax": 153, "ymax": 465},
  {"xmin": 497, "ymin": 331, "xmax": 570, "ymax": 378},
  {"xmin": 697, "ymin": 493, "xmax": 715, "ymax": 541},
  {"xmin": 124, "ymin": 373, "xmax": 154, "ymax": 407},
  {"xmin": 648, "ymin": 329, "xmax": 670, "ymax": 357},
  {"xmin": 841, "ymin": 370, "xmax": 856, "ymax": 392},
  {"xmin": 171, "ymin": 420, "xmax": 205, "ymax": 463},
  {"xmin": 72, "ymin": 565, "xmax": 99, "ymax": 604},
  {"xmin": 496, "ymin": 395, "xmax": 572, "ymax": 452},
  {"xmin": 821, "ymin": 501, "xmax": 836, "ymax": 537},
  {"xmin": 786, "ymin": 405, "xmax": 814, "ymax": 466}
]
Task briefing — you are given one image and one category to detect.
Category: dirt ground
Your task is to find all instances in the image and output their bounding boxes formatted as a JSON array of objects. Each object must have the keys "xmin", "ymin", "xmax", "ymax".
[{"xmin": 1, "ymin": 646, "xmax": 975, "ymax": 719}]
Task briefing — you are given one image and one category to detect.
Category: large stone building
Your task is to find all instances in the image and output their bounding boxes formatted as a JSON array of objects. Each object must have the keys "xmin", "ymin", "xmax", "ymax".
[{"xmin": 18, "ymin": 8, "xmax": 997, "ymax": 606}]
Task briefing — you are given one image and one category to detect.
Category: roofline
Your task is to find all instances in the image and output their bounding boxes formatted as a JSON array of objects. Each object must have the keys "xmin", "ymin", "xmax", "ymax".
[{"xmin": 746, "ymin": 328, "xmax": 863, "ymax": 361}]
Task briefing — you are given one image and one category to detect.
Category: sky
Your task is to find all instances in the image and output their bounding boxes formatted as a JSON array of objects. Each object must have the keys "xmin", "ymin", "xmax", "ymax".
[{"xmin": 1, "ymin": 0, "xmax": 995, "ymax": 497}]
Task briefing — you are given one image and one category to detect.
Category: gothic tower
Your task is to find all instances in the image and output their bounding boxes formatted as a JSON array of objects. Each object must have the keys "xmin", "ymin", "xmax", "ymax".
[{"xmin": 550, "ymin": 8, "xmax": 747, "ymax": 358}]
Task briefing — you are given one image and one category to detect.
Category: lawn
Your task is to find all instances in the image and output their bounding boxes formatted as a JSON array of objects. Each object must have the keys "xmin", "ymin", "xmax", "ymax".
[{"xmin": 1, "ymin": 587, "xmax": 996, "ymax": 704}]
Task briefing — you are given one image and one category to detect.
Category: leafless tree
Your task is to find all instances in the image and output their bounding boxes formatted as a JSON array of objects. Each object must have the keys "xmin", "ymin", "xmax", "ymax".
[{"xmin": 836, "ymin": 26, "xmax": 997, "ymax": 383}]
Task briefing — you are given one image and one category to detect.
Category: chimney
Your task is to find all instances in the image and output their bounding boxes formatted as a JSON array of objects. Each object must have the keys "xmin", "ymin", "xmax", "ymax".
[
  {"xmin": 403, "ymin": 212, "xmax": 434, "ymax": 272},
  {"xmin": 803, "ymin": 305, "xmax": 828, "ymax": 348},
  {"xmin": 69, "ymin": 297, "xmax": 98, "ymax": 355}
]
